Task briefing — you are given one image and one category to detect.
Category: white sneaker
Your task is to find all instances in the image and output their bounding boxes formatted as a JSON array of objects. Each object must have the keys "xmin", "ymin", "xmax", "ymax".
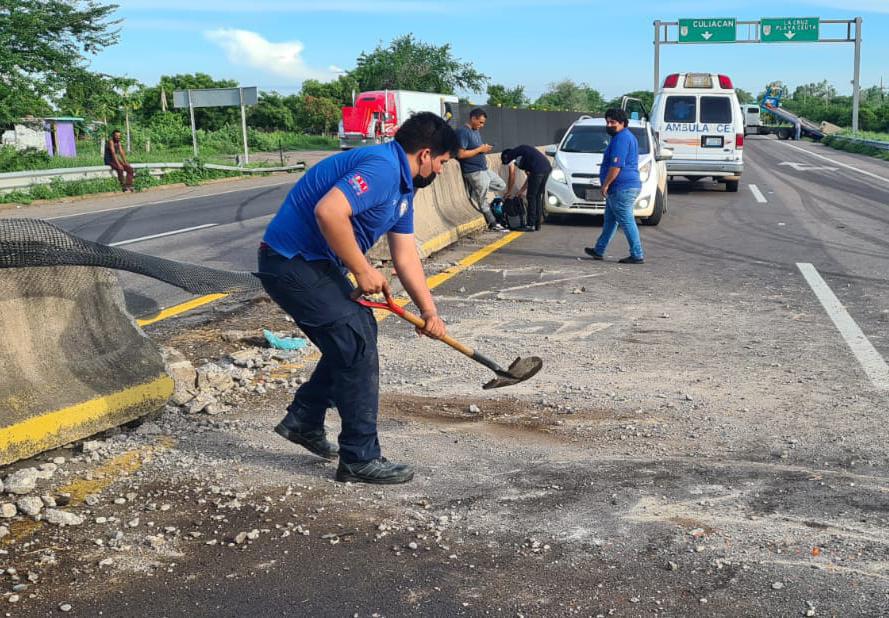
[{"xmin": 489, "ymin": 223, "xmax": 508, "ymax": 232}]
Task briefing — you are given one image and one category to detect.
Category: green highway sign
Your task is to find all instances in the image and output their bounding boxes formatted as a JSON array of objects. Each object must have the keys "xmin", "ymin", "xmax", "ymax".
[
  {"xmin": 761, "ymin": 17, "xmax": 820, "ymax": 42},
  {"xmin": 678, "ymin": 18, "xmax": 737, "ymax": 43}
]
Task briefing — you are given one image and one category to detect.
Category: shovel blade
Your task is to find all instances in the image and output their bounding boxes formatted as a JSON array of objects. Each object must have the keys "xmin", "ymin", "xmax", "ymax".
[{"xmin": 482, "ymin": 356, "xmax": 543, "ymax": 390}]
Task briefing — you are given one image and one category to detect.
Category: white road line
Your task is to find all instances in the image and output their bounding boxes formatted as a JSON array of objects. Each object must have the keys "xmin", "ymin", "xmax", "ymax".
[
  {"xmin": 748, "ymin": 184, "xmax": 768, "ymax": 203},
  {"xmin": 108, "ymin": 223, "xmax": 218, "ymax": 247},
  {"xmin": 466, "ymin": 273, "xmax": 601, "ymax": 299},
  {"xmin": 797, "ymin": 262, "xmax": 889, "ymax": 391},
  {"xmin": 781, "ymin": 142, "xmax": 889, "ymax": 185},
  {"xmin": 45, "ymin": 179, "xmax": 295, "ymax": 221}
]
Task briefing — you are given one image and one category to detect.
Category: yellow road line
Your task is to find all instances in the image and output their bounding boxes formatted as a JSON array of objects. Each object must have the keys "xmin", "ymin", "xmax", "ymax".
[
  {"xmin": 374, "ymin": 230, "xmax": 524, "ymax": 322},
  {"xmin": 139, "ymin": 227, "xmax": 523, "ymax": 327},
  {"xmin": 4, "ymin": 436, "xmax": 175, "ymax": 544},
  {"xmin": 0, "ymin": 376, "xmax": 174, "ymax": 459},
  {"xmin": 137, "ymin": 293, "xmax": 229, "ymax": 327}
]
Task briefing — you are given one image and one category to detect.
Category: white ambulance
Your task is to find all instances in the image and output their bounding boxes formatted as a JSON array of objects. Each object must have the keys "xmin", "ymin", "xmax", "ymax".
[{"xmin": 650, "ymin": 73, "xmax": 744, "ymax": 192}]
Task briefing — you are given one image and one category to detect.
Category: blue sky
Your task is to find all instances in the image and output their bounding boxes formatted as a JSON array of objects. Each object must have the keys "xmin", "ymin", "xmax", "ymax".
[{"xmin": 92, "ymin": 0, "xmax": 889, "ymax": 101}]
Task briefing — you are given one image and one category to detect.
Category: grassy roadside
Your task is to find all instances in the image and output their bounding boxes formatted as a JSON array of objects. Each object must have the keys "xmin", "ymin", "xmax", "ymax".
[
  {"xmin": 822, "ymin": 130, "xmax": 889, "ymax": 162},
  {"xmin": 0, "ymin": 160, "xmax": 271, "ymax": 205}
]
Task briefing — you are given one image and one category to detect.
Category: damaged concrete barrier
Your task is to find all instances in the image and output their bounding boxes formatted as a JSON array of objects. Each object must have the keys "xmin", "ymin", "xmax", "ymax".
[{"xmin": 0, "ymin": 266, "xmax": 172, "ymax": 465}]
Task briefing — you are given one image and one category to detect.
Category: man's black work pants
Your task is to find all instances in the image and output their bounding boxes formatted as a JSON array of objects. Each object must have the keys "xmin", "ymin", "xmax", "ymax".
[{"xmin": 258, "ymin": 246, "xmax": 381, "ymax": 464}]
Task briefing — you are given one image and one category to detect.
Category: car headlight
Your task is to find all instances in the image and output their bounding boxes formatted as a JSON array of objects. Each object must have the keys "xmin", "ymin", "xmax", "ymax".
[
  {"xmin": 639, "ymin": 160, "xmax": 652, "ymax": 182},
  {"xmin": 550, "ymin": 165, "xmax": 568, "ymax": 184}
]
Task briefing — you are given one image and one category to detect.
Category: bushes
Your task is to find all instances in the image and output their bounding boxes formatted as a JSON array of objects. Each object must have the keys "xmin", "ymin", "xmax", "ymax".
[
  {"xmin": 822, "ymin": 134, "xmax": 889, "ymax": 162},
  {"xmin": 0, "ymin": 146, "xmax": 52, "ymax": 172}
]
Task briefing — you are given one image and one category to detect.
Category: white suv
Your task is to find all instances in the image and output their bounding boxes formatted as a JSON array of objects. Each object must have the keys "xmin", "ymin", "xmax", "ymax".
[{"xmin": 544, "ymin": 113, "xmax": 671, "ymax": 225}]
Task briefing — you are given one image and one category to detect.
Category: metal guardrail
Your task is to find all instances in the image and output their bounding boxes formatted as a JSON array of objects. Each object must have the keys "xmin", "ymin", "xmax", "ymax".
[
  {"xmin": 0, "ymin": 161, "xmax": 305, "ymax": 194},
  {"xmin": 827, "ymin": 135, "xmax": 889, "ymax": 151}
]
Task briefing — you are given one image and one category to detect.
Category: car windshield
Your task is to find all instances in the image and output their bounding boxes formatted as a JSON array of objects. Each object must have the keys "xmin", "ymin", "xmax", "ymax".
[{"xmin": 560, "ymin": 126, "xmax": 650, "ymax": 154}]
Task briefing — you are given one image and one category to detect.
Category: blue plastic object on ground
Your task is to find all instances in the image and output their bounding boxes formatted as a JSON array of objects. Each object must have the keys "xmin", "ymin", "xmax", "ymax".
[{"xmin": 263, "ymin": 329, "xmax": 308, "ymax": 351}]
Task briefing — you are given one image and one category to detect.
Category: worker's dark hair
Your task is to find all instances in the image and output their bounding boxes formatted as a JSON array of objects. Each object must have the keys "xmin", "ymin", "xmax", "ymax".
[
  {"xmin": 604, "ymin": 108, "xmax": 629, "ymax": 127},
  {"xmin": 469, "ymin": 108, "xmax": 487, "ymax": 119},
  {"xmin": 111, "ymin": 128, "xmax": 122, "ymax": 134},
  {"xmin": 395, "ymin": 112, "xmax": 459, "ymax": 158},
  {"xmin": 500, "ymin": 148, "xmax": 515, "ymax": 164}
]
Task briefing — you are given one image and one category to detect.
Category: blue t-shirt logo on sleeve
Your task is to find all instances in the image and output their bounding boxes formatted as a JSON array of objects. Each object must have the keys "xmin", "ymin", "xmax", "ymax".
[{"xmin": 263, "ymin": 141, "xmax": 415, "ymax": 264}]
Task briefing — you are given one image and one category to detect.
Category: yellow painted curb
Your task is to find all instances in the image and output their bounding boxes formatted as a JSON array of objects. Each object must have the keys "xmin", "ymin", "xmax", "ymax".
[
  {"xmin": 0, "ymin": 375, "xmax": 174, "ymax": 459},
  {"xmin": 418, "ymin": 216, "xmax": 488, "ymax": 257},
  {"xmin": 137, "ymin": 293, "xmax": 229, "ymax": 327}
]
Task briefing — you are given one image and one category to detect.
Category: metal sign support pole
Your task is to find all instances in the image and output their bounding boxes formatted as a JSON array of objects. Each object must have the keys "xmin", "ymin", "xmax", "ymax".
[
  {"xmin": 653, "ymin": 20, "xmax": 661, "ymax": 93},
  {"xmin": 239, "ymin": 87, "xmax": 249, "ymax": 165},
  {"xmin": 852, "ymin": 16, "xmax": 862, "ymax": 132},
  {"xmin": 188, "ymin": 89, "xmax": 198, "ymax": 158}
]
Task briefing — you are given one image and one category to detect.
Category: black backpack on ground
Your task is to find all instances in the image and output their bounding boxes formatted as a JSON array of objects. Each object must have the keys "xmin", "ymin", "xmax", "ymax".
[{"xmin": 503, "ymin": 196, "xmax": 526, "ymax": 230}]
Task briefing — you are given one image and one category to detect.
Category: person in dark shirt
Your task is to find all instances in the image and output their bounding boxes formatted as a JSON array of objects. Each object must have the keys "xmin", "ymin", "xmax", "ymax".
[
  {"xmin": 104, "ymin": 130, "xmax": 134, "ymax": 192},
  {"xmin": 259, "ymin": 113, "xmax": 455, "ymax": 485},
  {"xmin": 501, "ymin": 145, "xmax": 552, "ymax": 231},
  {"xmin": 456, "ymin": 108, "xmax": 507, "ymax": 231}
]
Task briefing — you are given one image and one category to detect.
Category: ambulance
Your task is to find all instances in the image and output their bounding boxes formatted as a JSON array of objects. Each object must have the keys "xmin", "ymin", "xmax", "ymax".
[{"xmin": 650, "ymin": 73, "xmax": 744, "ymax": 192}]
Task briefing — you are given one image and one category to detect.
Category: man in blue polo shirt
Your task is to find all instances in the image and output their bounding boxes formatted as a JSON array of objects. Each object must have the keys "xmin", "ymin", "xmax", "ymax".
[
  {"xmin": 259, "ymin": 113, "xmax": 457, "ymax": 484},
  {"xmin": 584, "ymin": 108, "xmax": 645, "ymax": 264}
]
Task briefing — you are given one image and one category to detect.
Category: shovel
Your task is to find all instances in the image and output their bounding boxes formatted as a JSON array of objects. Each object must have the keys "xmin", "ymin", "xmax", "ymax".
[{"xmin": 356, "ymin": 295, "xmax": 543, "ymax": 390}]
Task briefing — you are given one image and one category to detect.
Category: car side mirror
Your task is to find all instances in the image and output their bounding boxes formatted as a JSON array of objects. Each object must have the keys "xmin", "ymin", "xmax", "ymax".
[
  {"xmin": 656, "ymin": 147, "xmax": 673, "ymax": 162},
  {"xmin": 545, "ymin": 145, "xmax": 557, "ymax": 156}
]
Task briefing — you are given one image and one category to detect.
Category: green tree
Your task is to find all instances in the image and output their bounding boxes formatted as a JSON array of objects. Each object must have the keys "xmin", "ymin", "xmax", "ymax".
[
  {"xmin": 138, "ymin": 74, "xmax": 240, "ymax": 131},
  {"xmin": 294, "ymin": 96, "xmax": 341, "ymax": 134},
  {"xmin": 604, "ymin": 90, "xmax": 654, "ymax": 114},
  {"xmin": 0, "ymin": 0, "xmax": 121, "ymax": 125},
  {"xmin": 486, "ymin": 83, "xmax": 529, "ymax": 108},
  {"xmin": 349, "ymin": 34, "xmax": 488, "ymax": 94},
  {"xmin": 734, "ymin": 88, "xmax": 756, "ymax": 104},
  {"xmin": 535, "ymin": 80, "xmax": 604, "ymax": 112},
  {"xmin": 250, "ymin": 92, "xmax": 296, "ymax": 131},
  {"xmin": 301, "ymin": 75, "xmax": 360, "ymax": 107}
]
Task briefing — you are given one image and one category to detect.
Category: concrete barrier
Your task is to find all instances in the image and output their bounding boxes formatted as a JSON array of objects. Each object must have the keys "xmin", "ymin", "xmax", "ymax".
[
  {"xmin": 0, "ymin": 266, "xmax": 172, "ymax": 465},
  {"xmin": 369, "ymin": 152, "xmax": 528, "ymax": 260}
]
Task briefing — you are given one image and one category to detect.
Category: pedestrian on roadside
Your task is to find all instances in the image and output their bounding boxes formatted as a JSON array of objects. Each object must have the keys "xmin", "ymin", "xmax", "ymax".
[
  {"xmin": 105, "ymin": 129, "xmax": 134, "ymax": 192},
  {"xmin": 584, "ymin": 108, "xmax": 644, "ymax": 264},
  {"xmin": 456, "ymin": 108, "xmax": 508, "ymax": 231},
  {"xmin": 501, "ymin": 145, "xmax": 552, "ymax": 232},
  {"xmin": 258, "ymin": 112, "xmax": 454, "ymax": 485}
]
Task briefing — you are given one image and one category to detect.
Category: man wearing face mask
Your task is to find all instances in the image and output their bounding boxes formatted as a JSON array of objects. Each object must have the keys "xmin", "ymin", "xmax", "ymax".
[
  {"xmin": 584, "ymin": 108, "xmax": 644, "ymax": 264},
  {"xmin": 259, "ymin": 112, "xmax": 456, "ymax": 484}
]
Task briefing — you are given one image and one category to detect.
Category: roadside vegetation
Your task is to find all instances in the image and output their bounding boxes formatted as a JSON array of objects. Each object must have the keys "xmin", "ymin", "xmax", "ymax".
[
  {"xmin": 822, "ymin": 131, "xmax": 889, "ymax": 162},
  {"xmin": 0, "ymin": 158, "xmax": 259, "ymax": 205}
]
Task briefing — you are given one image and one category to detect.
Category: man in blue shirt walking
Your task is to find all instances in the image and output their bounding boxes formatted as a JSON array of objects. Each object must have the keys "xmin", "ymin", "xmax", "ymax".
[
  {"xmin": 259, "ymin": 113, "xmax": 457, "ymax": 484},
  {"xmin": 584, "ymin": 108, "xmax": 645, "ymax": 264}
]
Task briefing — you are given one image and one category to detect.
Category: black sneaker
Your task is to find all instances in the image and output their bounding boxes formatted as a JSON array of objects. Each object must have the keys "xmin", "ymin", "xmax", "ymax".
[
  {"xmin": 274, "ymin": 421, "xmax": 338, "ymax": 460},
  {"xmin": 335, "ymin": 457, "xmax": 414, "ymax": 484},
  {"xmin": 618, "ymin": 256, "xmax": 645, "ymax": 264},
  {"xmin": 584, "ymin": 247, "xmax": 604, "ymax": 260}
]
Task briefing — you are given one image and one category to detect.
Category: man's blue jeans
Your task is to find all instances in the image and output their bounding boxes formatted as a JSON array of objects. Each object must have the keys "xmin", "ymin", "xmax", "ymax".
[
  {"xmin": 258, "ymin": 247, "xmax": 381, "ymax": 464},
  {"xmin": 594, "ymin": 187, "xmax": 643, "ymax": 259}
]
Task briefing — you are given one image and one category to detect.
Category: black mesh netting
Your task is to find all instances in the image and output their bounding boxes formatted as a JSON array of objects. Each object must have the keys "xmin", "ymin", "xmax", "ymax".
[{"xmin": 0, "ymin": 218, "xmax": 264, "ymax": 295}]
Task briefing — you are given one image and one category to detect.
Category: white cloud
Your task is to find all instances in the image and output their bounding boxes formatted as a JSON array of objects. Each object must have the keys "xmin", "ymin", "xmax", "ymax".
[{"xmin": 204, "ymin": 29, "xmax": 335, "ymax": 82}]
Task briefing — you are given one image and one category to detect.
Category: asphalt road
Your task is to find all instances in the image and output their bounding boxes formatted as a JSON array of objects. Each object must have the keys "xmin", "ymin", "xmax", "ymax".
[
  {"xmin": 44, "ymin": 136, "xmax": 889, "ymax": 357},
  {"xmin": 8, "ymin": 135, "xmax": 889, "ymax": 616}
]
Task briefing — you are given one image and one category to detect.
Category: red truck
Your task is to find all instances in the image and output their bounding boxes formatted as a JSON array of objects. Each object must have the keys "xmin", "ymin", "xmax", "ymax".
[{"xmin": 338, "ymin": 89, "xmax": 458, "ymax": 149}]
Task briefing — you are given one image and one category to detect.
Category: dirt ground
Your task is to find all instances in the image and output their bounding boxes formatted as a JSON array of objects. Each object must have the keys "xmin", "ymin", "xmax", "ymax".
[{"xmin": 1, "ymin": 228, "xmax": 888, "ymax": 616}]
